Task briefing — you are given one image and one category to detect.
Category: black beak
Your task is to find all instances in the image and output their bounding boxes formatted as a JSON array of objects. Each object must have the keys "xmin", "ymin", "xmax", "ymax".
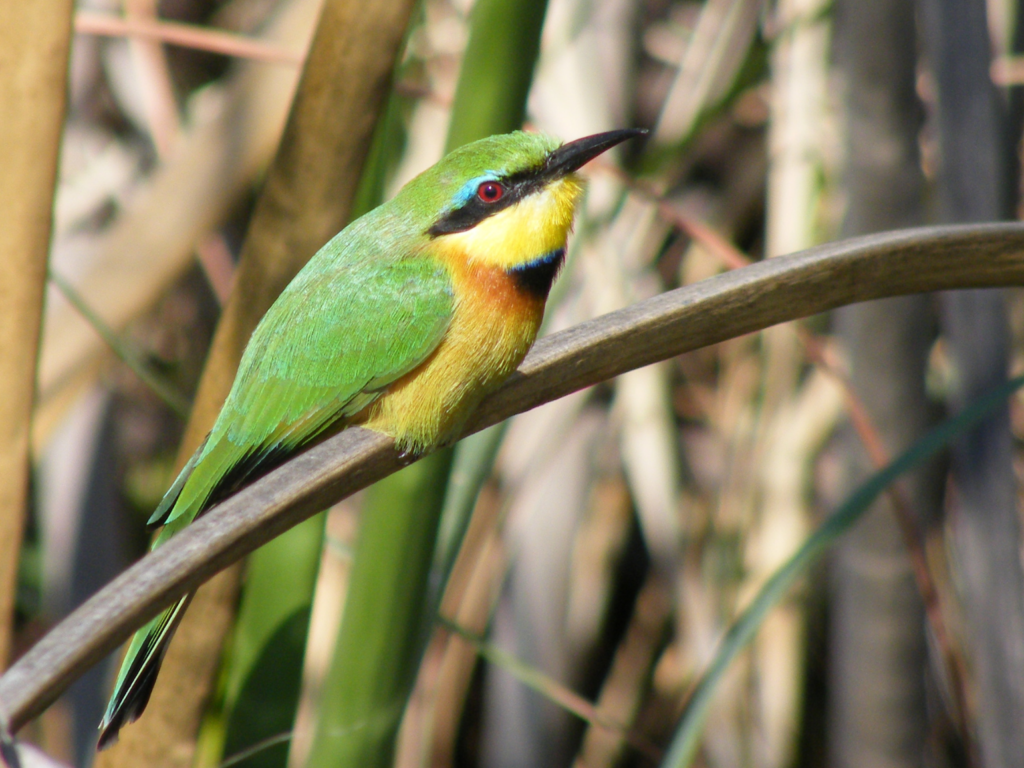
[{"xmin": 543, "ymin": 128, "xmax": 647, "ymax": 179}]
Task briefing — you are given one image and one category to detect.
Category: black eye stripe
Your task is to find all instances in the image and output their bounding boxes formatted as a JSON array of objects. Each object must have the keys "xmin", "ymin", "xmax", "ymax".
[{"xmin": 427, "ymin": 169, "xmax": 546, "ymax": 237}]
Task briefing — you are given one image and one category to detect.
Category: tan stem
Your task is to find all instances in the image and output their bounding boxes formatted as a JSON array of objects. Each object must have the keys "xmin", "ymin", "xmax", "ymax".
[{"xmin": 0, "ymin": 0, "xmax": 75, "ymax": 667}]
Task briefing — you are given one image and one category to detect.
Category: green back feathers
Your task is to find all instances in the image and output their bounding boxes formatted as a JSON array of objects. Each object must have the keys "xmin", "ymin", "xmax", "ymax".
[
  {"xmin": 149, "ymin": 132, "xmax": 562, "ymax": 534},
  {"xmin": 102, "ymin": 132, "xmax": 565, "ymax": 747},
  {"xmin": 154, "ymin": 208, "xmax": 455, "ymax": 532}
]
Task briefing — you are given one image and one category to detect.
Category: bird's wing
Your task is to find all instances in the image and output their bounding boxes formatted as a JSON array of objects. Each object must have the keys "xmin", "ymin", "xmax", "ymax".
[
  {"xmin": 152, "ymin": 253, "xmax": 453, "ymax": 532},
  {"xmin": 103, "ymin": 254, "xmax": 452, "ymax": 746}
]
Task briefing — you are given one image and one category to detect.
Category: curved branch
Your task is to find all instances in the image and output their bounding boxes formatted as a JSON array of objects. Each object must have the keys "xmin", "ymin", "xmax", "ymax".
[{"xmin": 3, "ymin": 222, "xmax": 1024, "ymax": 729}]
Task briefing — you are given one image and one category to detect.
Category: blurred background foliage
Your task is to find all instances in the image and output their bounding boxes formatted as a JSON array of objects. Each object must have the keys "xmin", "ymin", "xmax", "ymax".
[{"xmin": 6, "ymin": 0, "xmax": 1024, "ymax": 767}]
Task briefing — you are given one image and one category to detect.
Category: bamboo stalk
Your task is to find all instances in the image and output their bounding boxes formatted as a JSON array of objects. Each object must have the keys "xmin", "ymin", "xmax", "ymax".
[
  {"xmin": 4, "ymin": 222, "xmax": 1024, "ymax": 733},
  {"xmin": 0, "ymin": 0, "xmax": 75, "ymax": 668}
]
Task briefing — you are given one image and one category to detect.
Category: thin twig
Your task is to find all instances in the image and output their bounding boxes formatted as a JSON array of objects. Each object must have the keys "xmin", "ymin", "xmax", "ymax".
[
  {"xmin": 195, "ymin": 233, "xmax": 237, "ymax": 305},
  {"xmin": 122, "ymin": 0, "xmax": 180, "ymax": 156},
  {"xmin": 75, "ymin": 10, "xmax": 304, "ymax": 65},
  {"xmin": 3, "ymin": 223, "xmax": 1024, "ymax": 730}
]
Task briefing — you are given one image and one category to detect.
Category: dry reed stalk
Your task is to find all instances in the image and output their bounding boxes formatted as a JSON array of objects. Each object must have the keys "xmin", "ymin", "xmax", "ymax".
[
  {"xmin": 394, "ymin": 483, "xmax": 505, "ymax": 768},
  {"xmin": 286, "ymin": 502, "xmax": 359, "ymax": 768},
  {"xmin": 583, "ymin": 195, "xmax": 682, "ymax": 574},
  {"xmin": 571, "ymin": 575, "xmax": 673, "ymax": 768},
  {"xmin": 747, "ymin": 0, "xmax": 832, "ymax": 761},
  {"xmin": 476, "ymin": 412, "xmax": 606, "ymax": 765},
  {"xmin": 669, "ymin": 193, "xmax": 972, "ymax": 739},
  {"xmin": 0, "ymin": 0, "xmax": 75, "ymax": 667},
  {"xmin": 652, "ymin": 0, "xmax": 762, "ymax": 146}
]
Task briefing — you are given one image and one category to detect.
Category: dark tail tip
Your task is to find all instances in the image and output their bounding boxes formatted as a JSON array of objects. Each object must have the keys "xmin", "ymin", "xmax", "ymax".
[
  {"xmin": 96, "ymin": 674, "xmax": 155, "ymax": 751},
  {"xmin": 96, "ymin": 638, "xmax": 164, "ymax": 751},
  {"xmin": 96, "ymin": 725, "xmax": 120, "ymax": 752}
]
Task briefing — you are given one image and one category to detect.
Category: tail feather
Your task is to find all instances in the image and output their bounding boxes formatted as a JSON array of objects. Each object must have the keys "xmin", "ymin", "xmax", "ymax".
[
  {"xmin": 146, "ymin": 439, "xmax": 206, "ymax": 529},
  {"xmin": 97, "ymin": 593, "xmax": 193, "ymax": 750}
]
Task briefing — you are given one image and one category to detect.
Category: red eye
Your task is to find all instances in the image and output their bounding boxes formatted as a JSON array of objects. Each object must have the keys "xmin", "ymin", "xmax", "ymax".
[{"xmin": 477, "ymin": 181, "xmax": 504, "ymax": 203}]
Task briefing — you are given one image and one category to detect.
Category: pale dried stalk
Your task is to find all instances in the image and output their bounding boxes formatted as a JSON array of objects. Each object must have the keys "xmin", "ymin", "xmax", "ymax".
[
  {"xmin": 123, "ymin": 0, "xmax": 180, "ymax": 156},
  {"xmin": 765, "ymin": 0, "xmax": 832, "ymax": 260},
  {"xmin": 478, "ymin": 413, "xmax": 605, "ymax": 765},
  {"xmin": 0, "ymin": 0, "xmax": 75, "ymax": 667},
  {"xmin": 745, "ymin": 367, "xmax": 845, "ymax": 757},
  {"xmin": 584, "ymin": 195, "xmax": 683, "ymax": 575},
  {"xmin": 286, "ymin": 502, "xmax": 359, "ymax": 768},
  {"xmin": 753, "ymin": 0, "xmax": 832, "ymax": 762},
  {"xmin": 652, "ymin": 0, "xmax": 762, "ymax": 145},
  {"xmin": 3, "ymin": 223, "xmax": 1024, "ymax": 734},
  {"xmin": 394, "ymin": 483, "xmax": 504, "ymax": 768},
  {"xmin": 572, "ymin": 576, "xmax": 673, "ymax": 768}
]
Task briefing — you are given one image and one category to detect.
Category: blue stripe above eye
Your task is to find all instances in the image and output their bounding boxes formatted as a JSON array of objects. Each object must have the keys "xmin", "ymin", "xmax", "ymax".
[{"xmin": 452, "ymin": 172, "xmax": 502, "ymax": 207}]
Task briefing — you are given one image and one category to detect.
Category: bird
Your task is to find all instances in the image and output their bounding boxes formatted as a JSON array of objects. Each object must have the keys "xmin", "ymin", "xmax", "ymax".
[{"xmin": 97, "ymin": 127, "xmax": 645, "ymax": 749}]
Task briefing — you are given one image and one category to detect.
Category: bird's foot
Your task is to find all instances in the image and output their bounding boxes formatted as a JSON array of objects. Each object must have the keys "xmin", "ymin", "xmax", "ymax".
[{"xmin": 395, "ymin": 446, "xmax": 424, "ymax": 465}]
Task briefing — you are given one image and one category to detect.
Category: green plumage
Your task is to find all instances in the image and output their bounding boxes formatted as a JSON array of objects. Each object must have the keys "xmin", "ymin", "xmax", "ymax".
[
  {"xmin": 147, "ymin": 132, "xmax": 561, "ymax": 539},
  {"xmin": 98, "ymin": 129, "xmax": 637, "ymax": 749},
  {"xmin": 99, "ymin": 210, "xmax": 458, "ymax": 743},
  {"xmin": 157, "ymin": 251, "xmax": 454, "ymax": 532}
]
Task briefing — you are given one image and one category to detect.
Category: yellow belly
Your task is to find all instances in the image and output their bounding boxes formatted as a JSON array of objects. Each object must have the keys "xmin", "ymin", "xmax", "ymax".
[{"xmin": 361, "ymin": 255, "xmax": 545, "ymax": 452}]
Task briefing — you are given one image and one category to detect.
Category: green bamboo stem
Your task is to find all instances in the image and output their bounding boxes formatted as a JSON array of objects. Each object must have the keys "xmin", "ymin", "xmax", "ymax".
[{"xmin": 304, "ymin": 0, "xmax": 551, "ymax": 764}]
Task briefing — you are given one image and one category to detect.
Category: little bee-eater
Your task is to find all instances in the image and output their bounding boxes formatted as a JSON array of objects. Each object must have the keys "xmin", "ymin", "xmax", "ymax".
[{"xmin": 98, "ymin": 128, "xmax": 644, "ymax": 748}]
